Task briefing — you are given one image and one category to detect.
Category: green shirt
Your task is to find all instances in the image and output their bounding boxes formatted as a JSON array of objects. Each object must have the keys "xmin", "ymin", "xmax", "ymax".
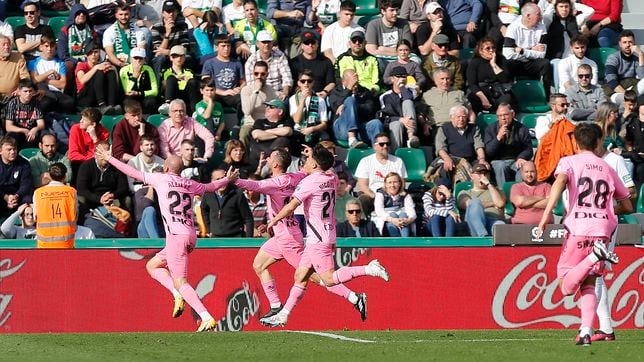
[
  {"xmin": 29, "ymin": 151, "xmax": 73, "ymax": 187},
  {"xmin": 193, "ymin": 99, "xmax": 224, "ymax": 131}
]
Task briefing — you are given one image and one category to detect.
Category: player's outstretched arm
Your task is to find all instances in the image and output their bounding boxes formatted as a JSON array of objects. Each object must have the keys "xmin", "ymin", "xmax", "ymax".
[
  {"xmin": 537, "ymin": 173, "xmax": 568, "ymax": 233},
  {"xmin": 267, "ymin": 197, "xmax": 301, "ymax": 229},
  {"xmin": 203, "ymin": 167, "xmax": 236, "ymax": 193},
  {"xmin": 96, "ymin": 145, "xmax": 145, "ymax": 182}
]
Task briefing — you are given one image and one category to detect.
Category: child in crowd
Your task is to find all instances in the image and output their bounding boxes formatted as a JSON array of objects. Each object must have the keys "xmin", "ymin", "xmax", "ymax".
[
  {"xmin": 159, "ymin": 45, "xmax": 199, "ymax": 115},
  {"xmin": 4, "ymin": 79, "xmax": 45, "ymax": 149},
  {"xmin": 28, "ymin": 35, "xmax": 75, "ymax": 114},
  {"xmin": 193, "ymin": 79, "xmax": 226, "ymax": 141}
]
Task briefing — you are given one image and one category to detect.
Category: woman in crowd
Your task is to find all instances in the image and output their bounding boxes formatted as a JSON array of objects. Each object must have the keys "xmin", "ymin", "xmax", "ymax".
[
  {"xmin": 194, "ymin": 10, "xmax": 226, "ymax": 64},
  {"xmin": 422, "ymin": 179, "xmax": 459, "ymax": 237},
  {"xmin": 383, "ymin": 39, "xmax": 426, "ymax": 89},
  {"xmin": 374, "ymin": 172, "xmax": 416, "ymax": 237},
  {"xmin": 467, "ymin": 36, "xmax": 514, "ymax": 113},
  {"xmin": 218, "ymin": 139, "xmax": 257, "ymax": 179},
  {"xmin": 580, "ymin": 0, "xmax": 623, "ymax": 47},
  {"xmin": 595, "ymin": 101, "xmax": 625, "ymax": 154}
]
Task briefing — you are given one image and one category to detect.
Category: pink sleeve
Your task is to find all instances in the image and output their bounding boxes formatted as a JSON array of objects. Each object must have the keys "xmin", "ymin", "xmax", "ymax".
[
  {"xmin": 236, "ymin": 177, "xmax": 281, "ymax": 194},
  {"xmin": 292, "ymin": 178, "xmax": 312, "ymax": 203},
  {"xmin": 193, "ymin": 120, "xmax": 215, "ymax": 159},
  {"xmin": 203, "ymin": 177, "xmax": 230, "ymax": 193},
  {"xmin": 158, "ymin": 122, "xmax": 170, "ymax": 158},
  {"xmin": 554, "ymin": 157, "xmax": 571, "ymax": 179},
  {"xmin": 108, "ymin": 156, "xmax": 144, "ymax": 181}
]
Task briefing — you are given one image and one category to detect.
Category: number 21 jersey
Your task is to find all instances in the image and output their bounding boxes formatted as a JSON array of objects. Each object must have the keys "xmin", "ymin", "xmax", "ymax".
[{"xmin": 292, "ymin": 171, "xmax": 338, "ymax": 245}]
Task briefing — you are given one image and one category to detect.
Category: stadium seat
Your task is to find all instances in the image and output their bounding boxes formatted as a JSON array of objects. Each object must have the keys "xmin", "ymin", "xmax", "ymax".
[
  {"xmin": 101, "ymin": 115, "xmax": 121, "ymax": 134},
  {"xmin": 513, "ymin": 80, "xmax": 550, "ymax": 113},
  {"xmin": 502, "ymin": 181, "xmax": 517, "ymax": 216},
  {"xmin": 395, "ymin": 147, "xmax": 427, "ymax": 183},
  {"xmin": 520, "ymin": 113, "xmax": 542, "ymax": 147},
  {"xmin": 346, "ymin": 147, "xmax": 374, "ymax": 175},
  {"xmin": 638, "ymin": 183, "xmax": 644, "ymax": 213},
  {"xmin": 5, "ymin": 16, "xmax": 25, "ymax": 30},
  {"xmin": 354, "ymin": 0, "xmax": 379, "ymax": 16},
  {"xmin": 553, "ymin": 197, "xmax": 565, "ymax": 217},
  {"xmin": 42, "ymin": 10, "xmax": 69, "ymax": 18},
  {"xmin": 357, "ymin": 14, "xmax": 379, "ymax": 27},
  {"xmin": 587, "ymin": 47, "xmax": 618, "ymax": 81},
  {"xmin": 459, "ymin": 48, "xmax": 475, "ymax": 62},
  {"xmin": 454, "ymin": 180, "xmax": 473, "ymax": 200},
  {"xmin": 476, "ymin": 113, "xmax": 497, "ymax": 133},
  {"xmin": 19, "ymin": 147, "xmax": 39, "ymax": 160},
  {"xmin": 146, "ymin": 114, "xmax": 167, "ymax": 128},
  {"xmin": 257, "ymin": 0, "xmax": 267, "ymax": 14},
  {"xmin": 48, "ymin": 16, "xmax": 67, "ymax": 39}
]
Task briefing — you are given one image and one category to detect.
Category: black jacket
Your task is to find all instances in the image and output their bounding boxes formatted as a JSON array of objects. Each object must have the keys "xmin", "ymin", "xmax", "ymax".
[
  {"xmin": 201, "ymin": 186, "xmax": 254, "ymax": 237},
  {"xmin": 76, "ymin": 159, "xmax": 129, "ymax": 208},
  {"xmin": 0, "ymin": 156, "xmax": 33, "ymax": 204},
  {"xmin": 337, "ymin": 220, "xmax": 380, "ymax": 237},
  {"xmin": 328, "ymin": 84, "xmax": 379, "ymax": 123}
]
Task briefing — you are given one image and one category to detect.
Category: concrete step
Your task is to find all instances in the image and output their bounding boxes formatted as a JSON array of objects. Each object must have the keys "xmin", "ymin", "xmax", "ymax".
[
  {"xmin": 624, "ymin": 0, "xmax": 644, "ymax": 13},
  {"xmin": 621, "ymin": 13, "xmax": 644, "ymax": 30}
]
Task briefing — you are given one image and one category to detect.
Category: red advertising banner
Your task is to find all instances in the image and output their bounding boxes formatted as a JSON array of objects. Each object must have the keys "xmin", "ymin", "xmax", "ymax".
[{"xmin": 0, "ymin": 247, "xmax": 642, "ymax": 333}]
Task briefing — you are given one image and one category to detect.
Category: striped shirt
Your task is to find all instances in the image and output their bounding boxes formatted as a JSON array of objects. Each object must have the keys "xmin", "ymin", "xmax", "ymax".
[
  {"xmin": 422, "ymin": 191, "xmax": 456, "ymax": 218},
  {"xmin": 244, "ymin": 49, "xmax": 293, "ymax": 93}
]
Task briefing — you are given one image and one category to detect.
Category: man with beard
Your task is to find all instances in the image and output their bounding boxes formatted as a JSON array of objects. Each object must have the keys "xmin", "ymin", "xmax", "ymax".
[
  {"xmin": 509, "ymin": 161, "xmax": 553, "ymax": 225},
  {"xmin": 29, "ymin": 133, "xmax": 72, "ymax": 187}
]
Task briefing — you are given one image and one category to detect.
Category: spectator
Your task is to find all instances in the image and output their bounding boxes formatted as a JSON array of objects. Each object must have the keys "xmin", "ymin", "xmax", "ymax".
[
  {"xmin": 438, "ymin": 0, "xmax": 484, "ymax": 48},
  {"xmin": 223, "ymin": 0, "xmax": 245, "ymax": 34},
  {"xmin": 484, "ymin": 103, "xmax": 533, "ymax": 185},
  {"xmin": 422, "ymin": 33, "xmax": 464, "ymax": 90},
  {"xmin": 1, "ymin": 203, "xmax": 35, "ymax": 239},
  {"xmin": 354, "ymin": 133, "xmax": 407, "ymax": 215},
  {"xmin": 485, "ymin": 0, "xmax": 522, "ymax": 47},
  {"xmin": 534, "ymin": 96, "xmax": 577, "ymax": 182},
  {"xmin": 374, "ymin": 172, "xmax": 416, "ymax": 237},
  {"xmin": 510, "ymin": 160, "xmax": 553, "ymax": 224},
  {"xmin": 244, "ymin": 30, "xmax": 293, "ymax": 100},
  {"xmin": 290, "ymin": 29, "xmax": 336, "ymax": 96},
  {"xmin": 320, "ymin": 140, "xmax": 356, "ymax": 192},
  {"xmin": 416, "ymin": 1, "xmax": 459, "ymax": 57},
  {"xmin": 334, "ymin": 172, "xmax": 354, "ymax": 223},
  {"xmin": 4, "ymin": 79, "xmax": 45, "ymax": 149},
  {"xmin": 192, "ymin": 79, "xmax": 226, "ymax": 141},
  {"xmin": 158, "ymin": 99, "xmax": 215, "ymax": 159},
  {"xmin": 249, "ymin": 98, "xmax": 294, "ymax": 167},
  {"xmin": 0, "ymin": 136, "xmax": 33, "ymax": 217},
  {"xmin": 14, "ymin": 1, "xmax": 54, "ymax": 61},
  {"xmin": 365, "ymin": 0, "xmax": 414, "ymax": 73},
  {"xmin": 383, "ymin": 39, "xmax": 427, "ymax": 89},
  {"xmin": 0, "ymin": 35, "xmax": 29, "ymax": 112},
  {"xmin": 400, "ymin": 0, "xmax": 428, "ymax": 34},
  {"xmin": 244, "ymin": 173, "xmax": 268, "ymax": 237},
  {"xmin": 233, "ymin": 0, "xmax": 278, "ymax": 59},
  {"xmin": 201, "ymin": 168, "xmax": 254, "ymax": 237},
  {"xmin": 595, "ymin": 101, "xmax": 624, "ymax": 155},
  {"xmin": 565, "ymin": 63, "xmax": 606, "ymax": 122},
  {"xmin": 68, "ymin": 107, "xmax": 110, "ymax": 164},
  {"xmin": 289, "ymin": 69, "xmax": 330, "ymax": 145},
  {"xmin": 535, "ymin": 93, "xmax": 570, "ymax": 142},
  {"xmin": 134, "ymin": 172, "xmax": 165, "ymax": 238},
  {"xmin": 457, "ymin": 161, "xmax": 506, "ymax": 236},
  {"xmin": 307, "ymin": 0, "xmax": 342, "ymax": 32},
  {"xmin": 158, "ymin": 45, "xmax": 200, "ymax": 115},
  {"xmin": 126, "ymin": 135, "xmax": 164, "ymax": 192},
  {"xmin": 240, "ymin": 61, "xmax": 279, "ymax": 146},
  {"xmin": 543, "ymin": 0, "xmax": 579, "ymax": 61},
  {"xmin": 76, "ymin": 141, "xmax": 131, "ymax": 221},
  {"xmin": 434, "ymin": 105, "xmax": 488, "ymax": 181},
  {"xmin": 112, "ymin": 100, "xmax": 161, "ymax": 162},
  {"xmin": 379, "ymin": 66, "xmax": 421, "ymax": 150},
  {"xmin": 329, "ymin": 68, "xmax": 383, "ymax": 147},
  {"xmin": 194, "ymin": 10, "xmax": 227, "ymax": 63},
  {"xmin": 422, "ymin": 68, "xmax": 474, "ymax": 130},
  {"xmin": 335, "ymin": 29, "xmax": 380, "ymax": 92},
  {"xmin": 422, "ymin": 178, "xmax": 459, "ymax": 236},
  {"xmin": 201, "ymin": 35, "xmax": 245, "ymax": 110},
  {"xmin": 57, "ymin": 4, "xmax": 97, "ymax": 82},
  {"xmin": 336, "ymin": 198, "xmax": 380, "ymax": 237},
  {"xmin": 27, "ymin": 35, "xmax": 75, "ymax": 114},
  {"xmin": 502, "ymin": 3, "xmax": 552, "ymax": 98},
  {"xmin": 74, "ymin": 41, "xmax": 120, "ymax": 114},
  {"xmin": 182, "ymin": 0, "xmax": 223, "ymax": 28},
  {"xmin": 0, "ymin": 18, "xmax": 13, "ymax": 42},
  {"xmin": 603, "ymin": 30, "xmax": 644, "ymax": 105},
  {"xmin": 557, "ymin": 35, "xmax": 598, "ymax": 91},
  {"xmin": 266, "ymin": 0, "xmax": 311, "ymax": 56},
  {"xmin": 580, "ymin": 0, "xmax": 622, "ymax": 48},
  {"xmin": 102, "ymin": 0, "xmax": 148, "ymax": 68},
  {"xmin": 466, "ymin": 36, "xmax": 514, "ymax": 114},
  {"xmin": 120, "ymin": 47, "xmax": 159, "ymax": 115},
  {"xmin": 178, "ymin": 139, "xmax": 208, "ymax": 181},
  {"xmin": 320, "ymin": 0, "xmax": 363, "ymax": 63},
  {"xmin": 218, "ymin": 139, "xmax": 257, "ymax": 179},
  {"xmin": 623, "ymin": 95, "xmax": 644, "ymax": 187},
  {"xmin": 29, "ymin": 133, "xmax": 72, "ymax": 187}
]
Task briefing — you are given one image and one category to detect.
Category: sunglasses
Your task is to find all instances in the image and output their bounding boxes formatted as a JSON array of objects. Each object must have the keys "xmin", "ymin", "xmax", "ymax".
[
  {"xmin": 435, "ymin": 43, "xmax": 448, "ymax": 48},
  {"xmin": 254, "ymin": 72, "xmax": 267, "ymax": 76},
  {"xmin": 299, "ymin": 78, "xmax": 313, "ymax": 84},
  {"xmin": 132, "ymin": 56, "xmax": 144, "ymax": 60},
  {"xmin": 266, "ymin": 105, "xmax": 278, "ymax": 109},
  {"xmin": 377, "ymin": 142, "xmax": 390, "ymax": 147},
  {"xmin": 577, "ymin": 74, "xmax": 591, "ymax": 78},
  {"xmin": 558, "ymin": 103, "xmax": 570, "ymax": 107},
  {"xmin": 259, "ymin": 40, "xmax": 272, "ymax": 44},
  {"xmin": 24, "ymin": 10, "xmax": 36, "ymax": 15},
  {"xmin": 170, "ymin": 54, "xmax": 184, "ymax": 58},
  {"xmin": 346, "ymin": 209, "xmax": 361, "ymax": 214},
  {"xmin": 303, "ymin": 41, "xmax": 317, "ymax": 46},
  {"xmin": 351, "ymin": 38, "xmax": 364, "ymax": 43}
]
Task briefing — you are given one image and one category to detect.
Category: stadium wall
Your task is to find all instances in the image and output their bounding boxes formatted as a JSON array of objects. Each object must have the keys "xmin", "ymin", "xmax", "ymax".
[{"xmin": 0, "ymin": 240, "xmax": 642, "ymax": 333}]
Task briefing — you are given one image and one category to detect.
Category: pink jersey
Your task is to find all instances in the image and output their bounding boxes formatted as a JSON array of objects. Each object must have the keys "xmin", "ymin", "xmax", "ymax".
[
  {"xmin": 236, "ymin": 172, "xmax": 306, "ymax": 237},
  {"xmin": 292, "ymin": 171, "xmax": 338, "ymax": 244},
  {"xmin": 555, "ymin": 151, "xmax": 630, "ymax": 237}
]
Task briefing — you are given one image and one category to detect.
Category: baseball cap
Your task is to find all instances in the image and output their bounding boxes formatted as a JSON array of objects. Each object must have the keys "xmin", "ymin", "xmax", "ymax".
[
  {"xmin": 350, "ymin": 29, "xmax": 365, "ymax": 41},
  {"xmin": 471, "ymin": 162, "xmax": 489, "ymax": 174},
  {"xmin": 170, "ymin": 45, "xmax": 186, "ymax": 56},
  {"xmin": 425, "ymin": 1, "xmax": 442, "ymax": 14},
  {"xmin": 433, "ymin": 33, "xmax": 450, "ymax": 45},
  {"xmin": 300, "ymin": 29, "xmax": 319, "ymax": 42},
  {"xmin": 256, "ymin": 30, "xmax": 273, "ymax": 42},
  {"xmin": 264, "ymin": 99, "xmax": 286, "ymax": 109},
  {"xmin": 390, "ymin": 66, "xmax": 408, "ymax": 77},
  {"xmin": 130, "ymin": 47, "xmax": 146, "ymax": 58},
  {"xmin": 162, "ymin": 0, "xmax": 179, "ymax": 12}
]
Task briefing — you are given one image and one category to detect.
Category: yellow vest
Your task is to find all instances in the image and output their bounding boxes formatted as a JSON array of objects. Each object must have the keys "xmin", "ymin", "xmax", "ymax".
[{"xmin": 34, "ymin": 185, "xmax": 77, "ymax": 249}]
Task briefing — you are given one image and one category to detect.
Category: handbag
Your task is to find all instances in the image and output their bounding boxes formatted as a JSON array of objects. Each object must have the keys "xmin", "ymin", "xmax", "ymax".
[{"xmin": 89, "ymin": 205, "xmax": 132, "ymax": 236}]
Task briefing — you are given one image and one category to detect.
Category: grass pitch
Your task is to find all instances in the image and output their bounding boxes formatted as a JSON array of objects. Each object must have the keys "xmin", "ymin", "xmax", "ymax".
[{"xmin": 1, "ymin": 329, "xmax": 642, "ymax": 361}]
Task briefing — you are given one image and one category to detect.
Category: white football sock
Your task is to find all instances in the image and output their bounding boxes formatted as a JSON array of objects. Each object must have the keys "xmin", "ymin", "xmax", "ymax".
[
  {"xmin": 199, "ymin": 311, "xmax": 213, "ymax": 321},
  {"xmin": 595, "ymin": 277, "xmax": 613, "ymax": 333},
  {"xmin": 348, "ymin": 292, "xmax": 359, "ymax": 304}
]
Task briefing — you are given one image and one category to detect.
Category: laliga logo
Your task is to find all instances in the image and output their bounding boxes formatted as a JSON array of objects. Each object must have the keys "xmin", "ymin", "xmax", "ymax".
[
  {"xmin": 0, "ymin": 258, "xmax": 27, "ymax": 328},
  {"xmin": 530, "ymin": 227, "xmax": 543, "ymax": 243},
  {"xmin": 492, "ymin": 255, "xmax": 644, "ymax": 328}
]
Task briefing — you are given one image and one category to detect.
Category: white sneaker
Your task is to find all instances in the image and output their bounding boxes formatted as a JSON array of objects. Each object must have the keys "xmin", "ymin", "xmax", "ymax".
[
  {"xmin": 259, "ymin": 312, "xmax": 288, "ymax": 327},
  {"xmin": 407, "ymin": 136, "xmax": 420, "ymax": 148},
  {"xmin": 366, "ymin": 259, "xmax": 390, "ymax": 282},
  {"xmin": 158, "ymin": 102, "xmax": 170, "ymax": 115},
  {"xmin": 349, "ymin": 139, "xmax": 365, "ymax": 149},
  {"xmin": 593, "ymin": 241, "xmax": 619, "ymax": 264}
]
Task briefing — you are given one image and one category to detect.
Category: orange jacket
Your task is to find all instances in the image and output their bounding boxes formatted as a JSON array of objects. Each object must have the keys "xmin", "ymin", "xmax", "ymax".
[
  {"xmin": 535, "ymin": 119, "xmax": 578, "ymax": 182},
  {"xmin": 35, "ymin": 185, "xmax": 77, "ymax": 249}
]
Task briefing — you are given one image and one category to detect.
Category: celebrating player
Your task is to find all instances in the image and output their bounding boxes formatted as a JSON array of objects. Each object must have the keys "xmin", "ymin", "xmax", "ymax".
[
  {"xmin": 537, "ymin": 123, "xmax": 632, "ymax": 346},
  {"xmin": 95, "ymin": 145, "xmax": 234, "ymax": 332},
  {"xmin": 259, "ymin": 145, "xmax": 390, "ymax": 327}
]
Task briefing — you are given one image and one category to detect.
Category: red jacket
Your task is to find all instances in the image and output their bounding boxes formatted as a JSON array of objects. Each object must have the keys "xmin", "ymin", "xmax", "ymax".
[{"xmin": 68, "ymin": 123, "xmax": 109, "ymax": 162}]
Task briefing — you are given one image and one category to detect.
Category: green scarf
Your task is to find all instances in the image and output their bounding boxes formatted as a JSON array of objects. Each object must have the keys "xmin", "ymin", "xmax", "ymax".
[
  {"xmin": 68, "ymin": 24, "xmax": 91, "ymax": 60},
  {"xmin": 114, "ymin": 21, "xmax": 138, "ymax": 62},
  {"xmin": 242, "ymin": 18, "xmax": 264, "ymax": 53}
]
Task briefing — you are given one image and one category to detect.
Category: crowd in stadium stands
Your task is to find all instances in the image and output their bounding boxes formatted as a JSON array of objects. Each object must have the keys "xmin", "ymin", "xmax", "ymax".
[{"xmin": 1, "ymin": 0, "xmax": 643, "ymax": 241}]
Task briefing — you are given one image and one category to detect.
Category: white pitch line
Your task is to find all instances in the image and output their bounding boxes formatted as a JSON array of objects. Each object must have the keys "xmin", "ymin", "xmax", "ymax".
[
  {"xmin": 284, "ymin": 330, "xmax": 375, "ymax": 343},
  {"xmin": 413, "ymin": 338, "xmax": 569, "ymax": 343}
]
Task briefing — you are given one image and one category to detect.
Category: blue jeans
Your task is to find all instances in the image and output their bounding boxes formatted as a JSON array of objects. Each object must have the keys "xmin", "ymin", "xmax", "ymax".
[
  {"xmin": 597, "ymin": 28, "xmax": 620, "ymax": 48},
  {"xmin": 137, "ymin": 207, "xmax": 162, "ymax": 238},
  {"xmin": 332, "ymin": 96, "xmax": 383, "ymax": 145},
  {"xmin": 464, "ymin": 198, "xmax": 504, "ymax": 237},
  {"xmin": 426, "ymin": 214, "xmax": 456, "ymax": 237},
  {"xmin": 384, "ymin": 211, "xmax": 411, "ymax": 237},
  {"xmin": 491, "ymin": 159, "xmax": 522, "ymax": 185}
]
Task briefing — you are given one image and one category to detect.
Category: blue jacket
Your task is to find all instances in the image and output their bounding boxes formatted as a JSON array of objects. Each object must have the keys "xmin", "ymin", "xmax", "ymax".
[
  {"xmin": 0, "ymin": 156, "xmax": 33, "ymax": 204},
  {"xmin": 438, "ymin": 0, "xmax": 485, "ymax": 31}
]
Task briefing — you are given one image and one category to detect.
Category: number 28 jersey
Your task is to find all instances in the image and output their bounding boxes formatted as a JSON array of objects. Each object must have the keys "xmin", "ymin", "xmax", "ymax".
[
  {"xmin": 292, "ymin": 171, "xmax": 338, "ymax": 245},
  {"xmin": 555, "ymin": 152, "xmax": 630, "ymax": 237}
]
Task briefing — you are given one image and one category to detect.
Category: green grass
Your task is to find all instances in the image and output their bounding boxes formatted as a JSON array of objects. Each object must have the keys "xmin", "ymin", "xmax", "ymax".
[{"xmin": 1, "ymin": 330, "xmax": 642, "ymax": 361}]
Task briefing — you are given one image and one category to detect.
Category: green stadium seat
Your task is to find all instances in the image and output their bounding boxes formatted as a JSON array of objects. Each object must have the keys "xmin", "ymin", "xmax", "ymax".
[
  {"xmin": 638, "ymin": 183, "xmax": 644, "ymax": 213},
  {"xmin": 42, "ymin": 10, "xmax": 70, "ymax": 18},
  {"xmin": 19, "ymin": 147, "xmax": 39, "ymax": 160},
  {"xmin": 513, "ymin": 80, "xmax": 550, "ymax": 113},
  {"xmin": 502, "ymin": 181, "xmax": 517, "ymax": 216},
  {"xmin": 48, "ymin": 16, "xmax": 67, "ymax": 39},
  {"xmin": 553, "ymin": 197, "xmax": 565, "ymax": 217},
  {"xmin": 357, "ymin": 14, "xmax": 379, "ymax": 27},
  {"xmin": 346, "ymin": 147, "xmax": 374, "ymax": 175},
  {"xmin": 587, "ymin": 47, "xmax": 618, "ymax": 81},
  {"xmin": 63, "ymin": 114, "xmax": 81, "ymax": 124},
  {"xmin": 454, "ymin": 180, "xmax": 473, "ymax": 200},
  {"xmin": 520, "ymin": 113, "xmax": 542, "ymax": 147},
  {"xmin": 5, "ymin": 16, "xmax": 25, "ymax": 30},
  {"xmin": 459, "ymin": 48, "xmax": 475, "ymax": 62},
  {"xmin": 354, "ymin": 0, "xmax": 379, "ymax": 16},
  {"xmin": 100, "ymin": 115, "xmax": 121, "ymax": 134},
  {"xmin": 395, "ymin": 147, "xmax": 427, "ymax": 183},
  {"xmin": 258, "ymin": 0, "xmax": 267, "ymax": 14},
  {"xmin": 476, "ymin": 113, "xmax": 497, "ymax": 133},
  {"xmin": 146, "ymin": 114, "xmax": 167, "ymax": 128}
]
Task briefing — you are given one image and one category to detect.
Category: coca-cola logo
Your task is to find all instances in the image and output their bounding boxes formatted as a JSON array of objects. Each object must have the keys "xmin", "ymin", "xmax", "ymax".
[
  {"xmin": 334, "ymin": 248, "xmax": 370, "ymax": 269},
  {"xmin": 493, "ymin": 255, "xmax": 644, "ymax": 328},
  {"xmin": 0, "ymin": 258, "xmax": 27, "ymax": 328},
  {"xmin": 216, "ymin": 281, "xmax": 260, "ymax": 332}
]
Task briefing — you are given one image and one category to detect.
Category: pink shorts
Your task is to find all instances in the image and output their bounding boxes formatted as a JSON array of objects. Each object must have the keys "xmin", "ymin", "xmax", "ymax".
[
  {"xmin": 557, "ymin": 235, "xmax": 607, "ymax": 279},
  {"xmin": 299, "ymin": 241, "xmax": 335, "ymax": 274},
  {"xmin": 156, "ymin": 233, "xmax": 196, "ymax": 279},
  {"xmin": 260, "ymin": 230, "xmax": 304, "ymax": 268}
]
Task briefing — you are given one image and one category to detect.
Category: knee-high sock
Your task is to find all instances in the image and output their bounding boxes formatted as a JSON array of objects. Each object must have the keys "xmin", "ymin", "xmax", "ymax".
[
  {"xmin": 150, "ymin": 268, "xmax": 176, "ymax": 294},
  {"xmin": 261, "ymin": 279, "xmax": 281, "ymax": 308},
  {"xmin": 561, "ymin": 254, "xmax": 597, "ymax": 295},
  {"xmin": 326, "ymin": 283, "xmax": 353, "ymax": 300},
  {"xmin": 333, "ymin": 266, "xmax": 367, "ymax": 284},
  {"xmin": 595, "ymin": 277, "xmax": 613, "ymax": 333},
  {"xmin": 179, "ymin": 283, "xmax": 207, "ymax": 315},
  {"xmin": 580, "ymin": 284, "xmax": 597, "ymax": 333},
  {"xmin": 282, "ymin": 285, "xmax": 306, "ymax": 315}
]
